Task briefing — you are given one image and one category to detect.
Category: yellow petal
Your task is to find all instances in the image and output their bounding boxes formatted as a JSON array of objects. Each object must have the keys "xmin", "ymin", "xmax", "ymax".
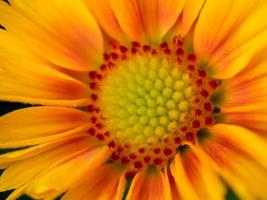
[
  {"xmin": 163, "ymin": 167, "xmax": 180, "ymax": 200},
  {"xmin": 62, "ymin": 164, "xmax": 125, "ymax": 200},
  {"xmin": 25, "ymin": 146, "xmax": 110, "ymax": 199},
  {"xmin": 194, "ymin": 0, "xmax": 267, "ymax": 79},
  {"xmin": 0, "ymin": 136, "xmax": 97, "ymax": 192},
  {"xmin": 82, "ymin": 0, "xmax": 128, "ymax": 44},
  {"xmin": 0, "ymin": 32, "xmax": 91, "ymax": 106},
  {"xmin": 126, "ymin": 167, "xmax": 166, "ymax": 200},
  {"xmin": 0, "ymin": 106, "xmax": 90, "ymax": 148},
  {"xmin": 170, "ymin": 146, "xmax": 225, "ymax": 200},
  {"xmin": 0, "ymin": 0, "xmax": 103, "ymax": 71},
  {"xmin": 109, "ymin": 0, "xmax": 186, "ymax": 44},
  {"xmin": 199, "ymin": 124, "xmax": 267, "ymax": 199}
]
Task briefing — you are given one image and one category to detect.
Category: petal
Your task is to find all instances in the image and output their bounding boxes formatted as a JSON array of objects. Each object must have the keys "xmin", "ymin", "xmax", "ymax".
[
  {"xmin": 199, "ymin": 124, "xmax": 267, "ymax": 199},
  {"xmin": 221, "ymin": 53, "xmax": 267, "ymax": 132},
  {"xmin": 25, "ymin": 146, "xmax": 110, "ymax": 199},
  {"xmin": 0, "ymin": 32, "xmax": 91, "ymax": 106},
  {"xmin": 63, "ymin": 164, "xmax": 125, "ymax": 200},
  {"xmin": 0, "ymin": 0, "xmax": 103, "ymax": 71},
  {"xmin": 82, "ymin": 0, "xmax": 128, "ymax": 44},
  {"xmin": 167, "ymin": 0, "xmax": 205, "ymax": 38},
  {"xmin": 194, "ymin": 0, "xmax": 267, "ymax": 79},
  {"xmin": 163, "ymin": 167, "xmax": 180, "ymax": 200},
  {"xmin": 0, "ymin": 106, "xmax": 90, "ymax": 148},
  {"xmin": 0, "ymin": 135, "xmax": 99, "ymax": 192},
  {"xmin": 126, "ymin": 167, "xmax": 166, "ymax": 200},
  {"xmin": 170, "ymin": 146, "xmax": 225, "ymax": 200},
  {"xmin": 109, "ymin": 0, "xmax": 186, "ymax": 44}
]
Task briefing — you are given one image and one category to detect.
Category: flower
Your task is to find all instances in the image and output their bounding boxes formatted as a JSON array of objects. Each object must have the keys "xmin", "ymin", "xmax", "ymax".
[{"xmin": 0, "ymin": 0, "xmax": 267, "ymax": 199}]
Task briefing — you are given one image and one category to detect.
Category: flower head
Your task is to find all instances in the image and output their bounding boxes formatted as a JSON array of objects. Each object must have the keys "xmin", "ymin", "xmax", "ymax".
[{"xmin": 1, "ymin": 0, "xmax": 267, "ymax": 199}]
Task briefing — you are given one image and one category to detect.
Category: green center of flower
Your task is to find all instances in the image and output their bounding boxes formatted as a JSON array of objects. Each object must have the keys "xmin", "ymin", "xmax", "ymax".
[
  {"xmin": 99, "ymin": 55, "xmax": 193, "ymax": 145},
  {"xmin": 87, "ymin": 36, "xmax": 221, "ymax": 175}
]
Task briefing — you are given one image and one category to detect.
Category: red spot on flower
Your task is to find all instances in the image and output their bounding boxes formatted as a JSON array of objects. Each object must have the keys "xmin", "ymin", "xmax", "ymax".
[
  {"xmin": 111, "ymin": 52, "xmax": 119, "ymax": 60},
  {"xmin": 108, "ymin": 140, "xmax": 116, "ymax": 148},
  {"xmin": 164, "ymin": 48, "xmax": 171, "ymax": 54},
  {"xmin": 154, "ymin": 158, "xmax": 163, "ymax": 165},
  {"xmin": 125, "ymin": 171, "xmax": 136, "ymax": 179},
  {"xmin": 143, "ymin": 45, "xmax": 151, "ymax": 51},
  {"xmin": 204, "ymin": 102, "xmax": 212, "ymax": 111},
  {"xmin": 129, "ymin": 153, "xmax": 137, "ymax": 159},
  {"xmin": 153, "ymin": 148, "xmax": 161, "ymax": 154},
  {"xmin": 196, "ymin": 79, "xmax": 203, "ymax": 86},
  {"xmin": 144, "ymin": 156, "xmax": 151, "ymax": 163},
  {"xmin": 209, "ymin": 80, "xmax": 218, "ymax": 90},
  {"xmin": 160, "ymin": 42, "xmax": 168, "ymax": 49},
  {"xmin": 134, "ymin": 161, "xmax": 143, "ymax": 169},
  {"xmin": 91, "ymin": 94, "xmax": 98, "ymax": 101},
  {"xmin": 164, "ymin": 148, "xmax": 173, "ymax": 156},
  {"xmin": 180, "ymin": 126, "xmax": 187, "ymax": 132},
  {"xmin": 188, "ymin": 53, "xmax": 197, "ymax": 61},
  {"xmin": 174, "ymin": 137, "xmax": 181, "ymax": 144},
  {"xmin": 117, "ymin": 145, "xmax": 123, "ymax": 152},
  {"xmin": 119, "ymin": 45, "xmax": 128, "ymax": 53},
  {"xmin": 205, "ymin": 117, "xmax": 213, "ymax": 125},
  {"xmin": 200, "ymin": 89, "xmax": 209, "ymax": 98},
  {"xmin": 163, "ymin": 137, "xmax": 169, "ymax": 143},
  {"xmin": 195, "ymin": 109, "xmax": 202, "ymax": 116},
  {"xmin": 151, "ymin": 49, "xmax": 157, "ymax": 55},
  {"xmin": 90, "ymin": 82, "xmax": 97, "ymax": 89},
  {"xmin": 193, "ymin": 97, "xmax": 200, "ymax": 104},
  {"xmin": 89, "ymin": 71, "xmax": 97, "ymax": 79},
  {"xmin": 100, "ymin": 64, "xmax": 106, "ymax": 71},
  {"xmin": 198, "ymin": 70, "xmax": 207, "ymax": 78},
  {"xmin": 104, "ymin": 53, "xmax": 110, "ymax": 61},
  {"xmin": 87, "ymin": 105, "xmax": 94, "ymax": 112},
  {"xmin": 111, "ymin": 152, "xmax": 120, "ymax": 160},
  {"xmin": 88, "ymin": 128, "xmax": 95, "ymax": 136},
  {"xmin": 138, "ymin": 148, "xmax": 145, "ymax": 153},
  {"xmin": 186, "ymin": 132, "xmax": 194, "ymax": 141},
  {"xmin": 187, "ymin": 64, "xmax": 195, "ymax": 71},
  {"xmin": 176, "ymin": 48, "xmax": 184, "ymax": 56},
  {"xmin": 91, "ymin": 116, "xmax": 97, "ymax": 123},
  {"xmin": 121, "ymin": 156, "xmax": 130, "ymax": 164},
  {"xmin": 192, "ymin": 120, "xmax": 200, "ymax": 128},
  {"xmin": 131, "ymin": 47, "xmax": 138, "ymax": 54},
  {"xmin": 96, "ymin": 134, "xmax": 104, "ymax": 141},
  {"xmin": 132, "ymin": 41, "xmax": 140, "ymax": 48}
]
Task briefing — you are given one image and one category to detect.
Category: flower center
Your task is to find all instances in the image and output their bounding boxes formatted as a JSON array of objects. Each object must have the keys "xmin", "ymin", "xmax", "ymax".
[{"xmin": 87, "ymin": 37, "xmax": 220, "ymax": 176}]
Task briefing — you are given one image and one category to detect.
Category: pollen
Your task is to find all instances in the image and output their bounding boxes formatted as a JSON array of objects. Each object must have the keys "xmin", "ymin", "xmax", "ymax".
[{"xmin": 86, "ymin": 36, "xmax": 221, "ymax": 174}]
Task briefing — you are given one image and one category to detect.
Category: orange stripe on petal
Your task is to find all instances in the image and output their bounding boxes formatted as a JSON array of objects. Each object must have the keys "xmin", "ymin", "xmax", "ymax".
[
  {"xmin": 194, "ymin": 0, "xmax": 267, "ymax": 78},
  {"xmin": 83, "ymin": 0, "xmax": 128, "ymax": 44},
  {"xmin": 0, "ymin": 106, "xmax": 90, "ymax": 148},
  {"xmin": 170, "ymin": 146, "xmax": 225, "ymax": 200},
  {"xmin": 126, "ymin": 167, "xmax": 166, "ymax": 200},
  {"xmin": 199, "ymin": 124, "xmax": 267, "ymax": 199},
  {"xmin": 62, "ymin": 164, "xmax": 125, "ymax": 200}
]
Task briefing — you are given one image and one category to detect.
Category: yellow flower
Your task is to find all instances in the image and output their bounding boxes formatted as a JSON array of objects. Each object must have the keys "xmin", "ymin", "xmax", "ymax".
[{"xmin": 0, "ymin": 0, "xmax": 267, "ymax": 199}]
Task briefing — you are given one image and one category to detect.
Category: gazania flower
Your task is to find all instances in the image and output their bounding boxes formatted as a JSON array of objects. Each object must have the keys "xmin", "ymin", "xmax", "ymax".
[{"xmin": 1, "ymin": 0, "xmax": 267, "ymax": 199}]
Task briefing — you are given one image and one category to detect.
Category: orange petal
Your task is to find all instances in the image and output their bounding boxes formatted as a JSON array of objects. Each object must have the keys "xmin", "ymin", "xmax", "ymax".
[
  {"xmin": 126, "ymin": 167, "xmax": 166, "ymax": 200},
  {"xmin": 82, "ymin": 0, "xmax": 128, "ymax": 44},
  {"xmin": 62, "ymin": 164, "xmax": 125, "ymax": 200},
  {"xmin": 163, "ymin": 167, "xmax": 180, "ymax": 200},
  {"xmin": 25, "ymin": 146, "xmax": 110, "ymax": 199},
  {"xmin": 0, "ymin": 0, "xmax": 103, "ymax": 71},
  {"xmin": 199, "ymin": 124, "xmax": 267, "ymax": 199},
  {"xmin": 194, "ymin": 0, "xmax": 267, "ymax": 79},
  {"xmin": 0, "ymin": 106, "xmax": 90, "ymax": 148},
  {"xmin": 221, "ymin": 54, "xmax": 267, "ymax": 132},
  {"xmin": 109, "ymin": 0, "xmax": 186, "ymax": 44},
  {"xmin": 0, "ymin": 136, "xmax": 100, "ymax": 192},
  {"xmin": 170, "ymin": 146, "xmax": 225, "ymax": 200}
]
